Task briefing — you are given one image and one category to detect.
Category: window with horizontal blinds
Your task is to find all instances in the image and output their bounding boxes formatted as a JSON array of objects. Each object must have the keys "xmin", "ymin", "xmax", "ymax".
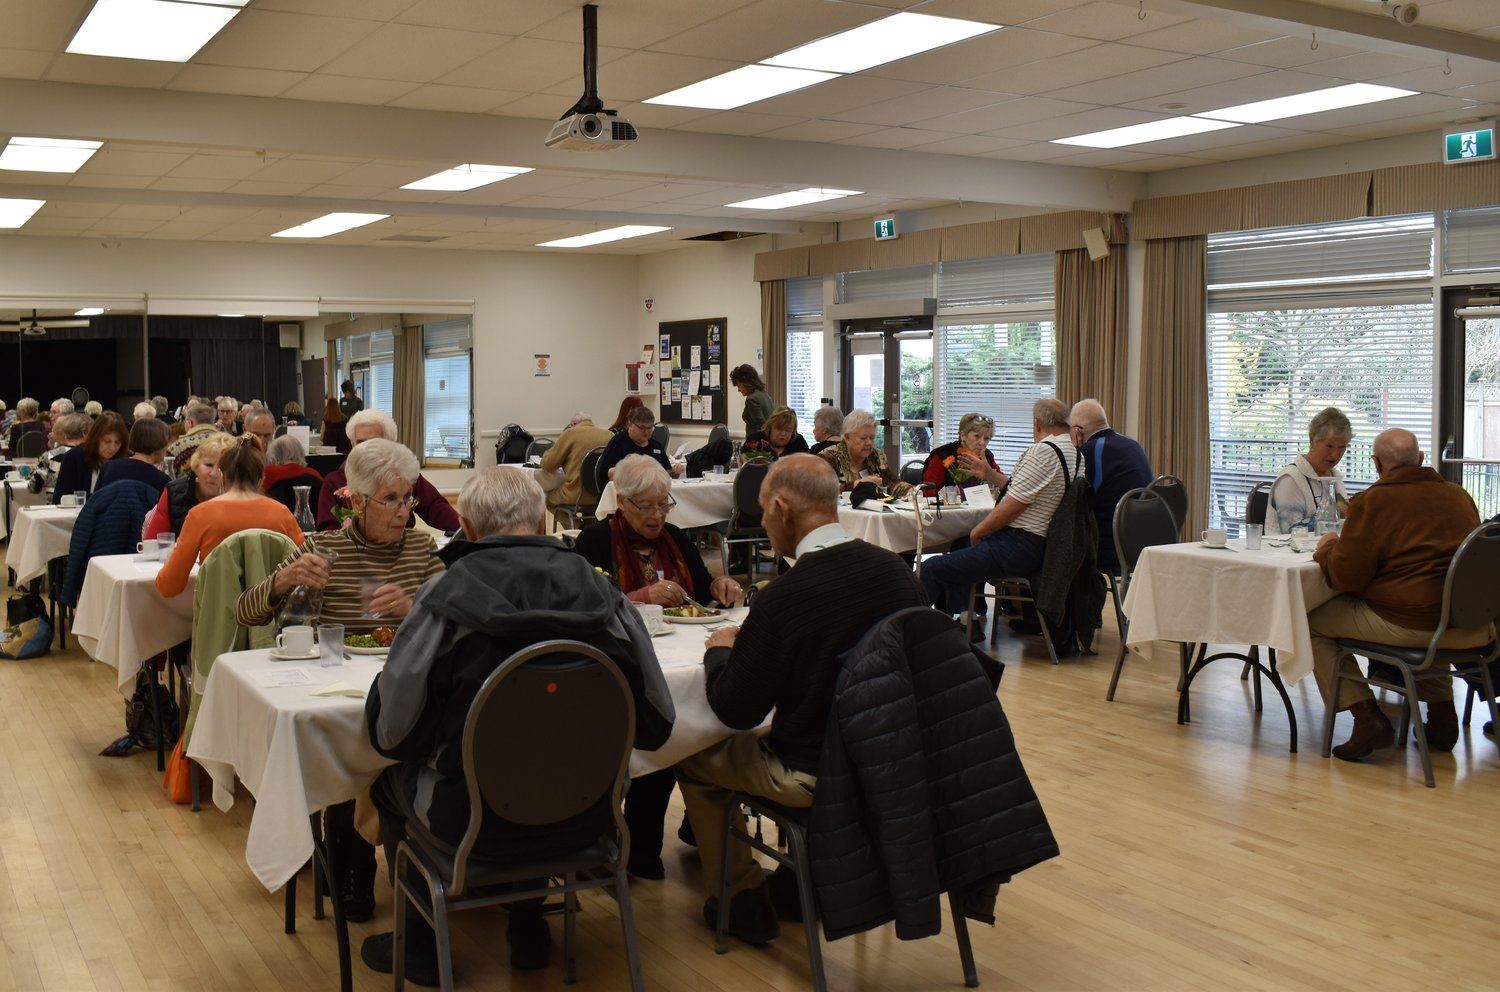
[
  {"xmin": 1208, "ymin": 215, "xmax": 1434, "ymax": 291},
  {"xmin": 369, "ymin": 358, "xmax": 394, "ymax": 415},
  {"xmin": 423, "ymin": 318, "xmax": 472, "ymax": 353},
  {"xmin": 1442, "ymin": 206, "xmax": 1500, "ymax": 274},
  {"xmin": 787, "ymin": 276, "xmax": 822, "ymax": 318},
  {"xmin": 936, "ymin": 318, "xmax": 1056, "ymax": 472},
  {"xmin": 424, "ymin": 352, "xmax": 472, "ymax": 460},
  {"xmin": 937, "ymin": 253, "xmax": 1054, "ymax": 308},
  {"xmin": 785, "ymin": 276, "xmax": 824, "ymax": 433},
  {"xmin": 836, "ymin": 264, "xmax": 933, "ymax": 304}
]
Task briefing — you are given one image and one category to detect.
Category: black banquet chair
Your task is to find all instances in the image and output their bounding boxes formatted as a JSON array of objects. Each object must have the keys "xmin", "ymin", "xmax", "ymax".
[
  {"xmin": 1320, "ymin": 521, "xmax": 1500, "ymax": 787},
  {"xmin": 391, "ymin": 640, "xmax": 645, "ymax": 991},
  {"xmin": 1146, "ymin": 474, "xmax": 1188, "ymax": 538},
  {"xmin": 720, "ymin": 459, "xmax": 771, "ymax": 582},
  {"xmin": 1105, "ymin": 487, "xmax": 1184, "ymax": 702}
]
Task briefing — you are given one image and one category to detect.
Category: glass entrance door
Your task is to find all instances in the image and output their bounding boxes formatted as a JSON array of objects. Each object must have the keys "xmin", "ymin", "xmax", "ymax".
[
  {"xmin": 1440, "ymin": 289, "xmax": 1500, "ymax": 519},
  {"xmin": 839, "ymin": 319, "xmax": 934, "ymax": 470}
]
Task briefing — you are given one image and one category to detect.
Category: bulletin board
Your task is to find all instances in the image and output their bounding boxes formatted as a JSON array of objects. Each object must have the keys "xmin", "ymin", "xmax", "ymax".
[{"xmin": 657, "ymin": 318, "xmax": 728, "ymax": 425}]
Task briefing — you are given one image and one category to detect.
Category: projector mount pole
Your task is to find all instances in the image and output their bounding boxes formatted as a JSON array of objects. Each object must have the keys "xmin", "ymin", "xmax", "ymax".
[{"xmin": 571, "ymin": 4, "xmax": 605, "ymax": 116}]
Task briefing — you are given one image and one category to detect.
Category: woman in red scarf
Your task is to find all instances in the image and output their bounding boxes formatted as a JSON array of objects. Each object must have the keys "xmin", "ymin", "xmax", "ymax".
[{"xmin": 571, "ymin": 454, "xmax": 741, "ymax": 881}]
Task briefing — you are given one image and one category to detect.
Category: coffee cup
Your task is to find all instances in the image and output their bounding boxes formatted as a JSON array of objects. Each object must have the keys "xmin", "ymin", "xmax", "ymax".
[
  {"xmin": 136, "ymin": 538, "xmax": 159, "ymax": 560},
  {"xmin": 1201, "ymin": 527, "xmax": 1228, "ymax": 548},
  {"xmin": 277, "ymin": 625, "xmax": 314, "ymax": 654},
  {"xmin": 635, "ymin": 604, "xmax": 664, "ymax": 635},
  {"xmin": 59, "ymin": 494, "xmax": 77, "ymax": 508}
]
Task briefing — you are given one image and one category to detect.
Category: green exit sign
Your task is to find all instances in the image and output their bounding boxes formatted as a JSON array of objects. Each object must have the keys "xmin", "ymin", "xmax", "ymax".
[
  {"xmin": 873, "ymin": 216, "xmax": 898, "ymax": 240},
  {"xmin": 1444, "ymin": 126, "xmax": 1495, "ymax": 164}
]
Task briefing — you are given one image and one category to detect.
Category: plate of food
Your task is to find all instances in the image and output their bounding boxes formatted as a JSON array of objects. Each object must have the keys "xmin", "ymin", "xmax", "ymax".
[
  {"xmin": 662, "ymin": 604, "xmax": 722, "ymax": 624},
  {"xmin": 344, "ymin": 627, "xmax": 396, "ymax": 655}
]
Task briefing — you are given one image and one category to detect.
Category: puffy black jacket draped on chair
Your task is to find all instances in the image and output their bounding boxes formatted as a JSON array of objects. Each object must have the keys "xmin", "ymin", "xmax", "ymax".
[
  {"xmin": 808, "ymin": 607, "xmax": 1059, "ymax": 941},
  {"xmin": 59, "ymin": 480, "xmax": 162, "ymax": 606}
]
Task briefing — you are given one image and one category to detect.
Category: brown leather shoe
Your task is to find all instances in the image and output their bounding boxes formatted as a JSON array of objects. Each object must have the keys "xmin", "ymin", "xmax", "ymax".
[
  {"xmin": 1423, "ymin": 701, "xmax": 1459, "ymax": 753},
  {"xmin": 1332, "ymin": 699, "xmax": 1395, "ymax": 761},
  {"xmin": 703, "ymin": 884, "xmax": 780, "ymax": 946}
]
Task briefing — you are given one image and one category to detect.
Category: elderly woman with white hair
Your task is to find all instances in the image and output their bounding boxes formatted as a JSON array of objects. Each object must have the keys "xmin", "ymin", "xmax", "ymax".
[
  {"xmin": 1267, "ymin": 406, "xmax": 1352, "ymax": 536},
  {"xmin": 237, "ymin": 437, "xmax": 446, "ymax": 924},
  {"xmin": 261, "ymin": 434, "xmax": 324, "ymax": 515},
  {"xmin": 315, "ymin": 407, "xmax": 461, "ymax": 532},
  {"xmin": 807, "ymin": 404, "xmax": 845, "ymax": 455},
  {"xmin": 819, "ymin": 408, "xmax": 913, "ymax": 499}
]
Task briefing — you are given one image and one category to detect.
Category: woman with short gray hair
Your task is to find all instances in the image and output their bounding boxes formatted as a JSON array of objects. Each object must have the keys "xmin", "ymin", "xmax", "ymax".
[
  {"xmin": 1267, "ymin": 406, "xmax": 1352, "ymax": 535},
  {"xmin": 810, "ymin": 405, "xmax": 844, "ymax": 454},
  {"xmin": 262, "ymin": 434, "xmax": 324, "ymax": 516},
  {"xmin": 819, "ymin": 408, "xmax": 913, "ymax": 498}
]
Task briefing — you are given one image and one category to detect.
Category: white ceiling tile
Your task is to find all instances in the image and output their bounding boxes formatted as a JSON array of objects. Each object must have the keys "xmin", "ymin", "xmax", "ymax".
[
  {"xmin": 256, "ymin": 0, "xmax": 414, "ymax": 18},
  {"xmin": 830, "ymin": 87, "xmax": 1007, "ymax": 127},
  {"xmin": 1327, "ymin": 104, "xmax": 1500, "ymax": 140},
  {"xmin": 587, "ymin": 50, "xmax": 742, "ymax": 103},
  {"xmin": 228, "ymin": 180, "xmax": 315, "ymax": 196},
  {"xmin": 1185, "ymin": 130, "xmax": 1362, "ymax": 161},
  {"xmin": 879, "ymin": 29, "xmax": 1095, "ymax": 90},
  {"xmin": 386, "ymin": 83, "xmax": 525, "ymax": 113},
  {"xmin": 196, "ymin": 10, "xmax": 382, "ymax": 74},
  {"xmin": 280, "ymin": 75, "xmax": 422, "ymax": 106},
  {"xmin": 1445, "ymin": 82, "xmax": 1500, "ymax": 104},
  {"xmin": 78, "ymin": 150, "xmax": 191, "ymax": 177},
  {"xmin": 676, "ymin": 111, "xmax": 808, "ymax": 137},
  {"xmin": 0, "ymin": 0, "xmax": 91, "ymax": 51},
  {"xmin": 836, "ymin": 128, "xmax": 957, "ymax": 150},
  {"xmin": 314, "ymin": 162, "xmax": 430, "ymax": 187},
  {"xmin": 1024, "ymin": 2, "xmax": 1192, "ymax": 42},
  {"xmin": 317, "ymin": 22, "xmax": 511, "ymax": 83},
  {"xmin": 1305, "ymin": 51, "xmax": 1444, "ymax": 81},
  {"xmin": 1216, "ymin": 36, "xmax": 1363, "ymax": 69},
  {"xmin": 1124, "ymin": 18, "xmax": 1279, "ymax": 56},
  {"xmin": 489, "ymin": 94, "xmax": 571, "ymax": 119},
  {"xmin": 608, "ymin": 101, "xmax": 714, "ymax": 129},
  {"xmin": 759, "ymin": 120, "xmax": 886, "ymax": 142},
  {"xmin": 990, "ymin": 106, "xmax": 1168, "ymax": 141},
  {"xmin": 978, "ymin": 142, "xmax": 1075, "ymax": 161},
  {"xmin": 1116, "ymin": 122, "xmax": 1301, "ymax": 154},
  {"xmin": 438, "ymin": 36, "xmax": 628, "ymax": 91},
  {"xmin": 0, "ymin": 48, "xmax": 55, "ymax": 81},
  {"xmin": 1120, "ymin": 68, "xmax": 1341, "ymax": 114},
  {"xmin": 741, "ymin": 74, "xmax": 929, "ymax": 119},
  {"xmin": 43, "ymin": 55, "xmax": 182, "ymax": 88},
  {"xmin": 243, "ymin": 158, "xmax": 361, "ymax": 184},
  {"xmin": 1416, "ymin": 0, "xmax": 1500, "ymax": 30},
  {"xmin": 304, "ymin": 183, "xmax": 390, "ymax": 199},
  {"xmin": 1050, "ymin": 55, "xmax": 1266, "ymax": 105},
  {"xmin": 395, "ymin": 0, "xmax": 579, "ymax": 35},
  {"xmin": 905, "ymin": 134, "xmax": 1033, "ymax": 156},
  {"xmin": 924, "ymin": 96, "xmax": 1101, "ymax": 133},
  {"xmin": 647, "ymin": 0, "xmax": 886, "ymax": 63},
  {"xmin": 915, "ymin": 0, "xmax": 1090, "ymax": 23},
  {"xmin": 526, "ymin": 0, "xmax": 748, "ymax": 49},
  {"xmin": 1375, "ymin": 58, "xmax": 1500, "ymax": 94},
  {"xmin": 167, "ymin": 64, "xmax": 307, "ymax": 98},
  {"xmin": 1278, "ymin": 93, "xmax": 1470, "ymax": 132},
  {"xmin": 996, "ymin": 43, "xmax": 1182, "ymax": 96},
  {"xmin": 167, "ymin": 153, "xmax": 281, "ymax": 181},
  {"xmin": 150, "ymin": 177, "xmax": 236, "ymax": 193}
]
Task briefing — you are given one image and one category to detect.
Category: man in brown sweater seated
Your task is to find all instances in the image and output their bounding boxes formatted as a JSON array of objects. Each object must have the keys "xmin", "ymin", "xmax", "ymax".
[
  {"xmin": 676, "ymin": 454, "xmax": 929, "ymax": 945},
  {"xmin": 1310, "ymin": 428, "xmax": 1490, "ymax": 760}
]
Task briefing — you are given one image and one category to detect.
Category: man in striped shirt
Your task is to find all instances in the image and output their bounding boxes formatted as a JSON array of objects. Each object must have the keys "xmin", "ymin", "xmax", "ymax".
[{"xmin": 921, "ymin": 398, "xmax": 1077, "ymax": 622}]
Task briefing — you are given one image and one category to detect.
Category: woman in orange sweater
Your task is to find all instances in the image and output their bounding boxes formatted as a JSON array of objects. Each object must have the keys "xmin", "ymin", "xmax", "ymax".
[{"xmin": 156, "ymin": 434, "xmax": 302, "ymax": 598}]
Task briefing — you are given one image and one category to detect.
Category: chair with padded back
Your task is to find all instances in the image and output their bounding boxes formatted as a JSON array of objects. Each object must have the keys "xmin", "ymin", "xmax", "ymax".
[
  {"xmin": 719, "ymin": 460, "xmax": 770, "ymax": 584},
  {"xmin": 392, "ymin": 640, "xmax": 643, "ymax": 992},
  {"xmin": 1105, "ymin": 488, "xmax": 1184, "ymax": 702},
  {"xmin": 524, "ymin": 437, "xmax": 553, "ymax": 461},
  {"xmin": 1232, "ymin": 480, "xmax": 1277, "ymax": 684},
  {"xmin": 1146, "ymin": 474, "xmax": 1188, "ymax": 539},
  {"xmin": 550, "ymin": 443, "xmax": 603, "ymax": 532},
  {"xmin": 13, "ymin": 430, "xmax": 45, "ymax": 459},
  {"xmin": 900, "ymin": 459, "xmax": 926, "ymax": 488},
  {"xmin": 1320, "ymin": 521, "xmax": 1500, "ymax": 787},
  {"xmin": 651, "ymin": 424, "xmax": 669, "ymax": 451}
]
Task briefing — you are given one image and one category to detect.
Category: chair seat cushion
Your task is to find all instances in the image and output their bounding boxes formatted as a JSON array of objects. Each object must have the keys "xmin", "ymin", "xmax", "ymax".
[
  {"xmin": 1336, "ymin": 639, "xmax": 1498, "ymax": 669},
  {"xmin": 406, "ymin": 830, "xmax": 614, "ymax": 889}
]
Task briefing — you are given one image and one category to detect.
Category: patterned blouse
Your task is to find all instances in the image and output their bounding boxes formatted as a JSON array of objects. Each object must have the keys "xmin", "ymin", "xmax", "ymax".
[{"xmin": 820, "ymin": 441, "xmax": 913, "ymax": 499}]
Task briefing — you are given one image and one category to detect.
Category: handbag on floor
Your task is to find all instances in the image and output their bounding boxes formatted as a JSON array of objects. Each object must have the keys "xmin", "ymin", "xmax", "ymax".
[{"xmin": 0, "ymin": 592, "xmax": 52, "ymax": 660}]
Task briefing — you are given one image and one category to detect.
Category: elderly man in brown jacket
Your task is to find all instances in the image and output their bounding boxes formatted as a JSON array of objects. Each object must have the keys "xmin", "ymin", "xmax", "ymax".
[{"xmin": 1309, "ymin": 428, "xmax": 1491, "ymax": 761}]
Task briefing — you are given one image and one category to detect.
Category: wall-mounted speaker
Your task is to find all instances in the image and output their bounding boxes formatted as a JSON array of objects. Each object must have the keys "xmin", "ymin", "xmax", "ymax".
[{"xmin": 1083, "ymin": 227, "xmax": 1110, "ymax": 261}]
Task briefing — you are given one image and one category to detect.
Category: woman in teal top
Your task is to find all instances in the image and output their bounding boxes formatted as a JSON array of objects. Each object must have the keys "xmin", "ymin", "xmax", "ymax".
[{"xmin": 730, "ymin": 364, "xmax": 773, "ymax": 435}]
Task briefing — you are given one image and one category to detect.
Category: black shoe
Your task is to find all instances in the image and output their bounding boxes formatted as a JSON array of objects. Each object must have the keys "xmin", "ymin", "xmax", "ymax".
[
  {"xmin": 765, "ymin": 865, "xmax": 803, "ymax": 923},
  {"xmin": 338, "ymin": 860, "xmax": 376, "ymax": 923},
  {"xmin": 1008, "ymin": 618, "xmax": 1042, "ymax": 636},
  {"xmin": 360, "ymin": 932, "xmax": 439, "ymax": 988},
  {"xmin": 507, "ymin": 911, "xmax": 551, "ymax": 971},
  {"xmin": 627, "ymin": 854, "xmax": 665, "ymax": 880},
  {"xmin": 702, "ymin": 884, "xmax": 780, "ymax": 946},
  {"xmin": 677, "ymin": 816, "xmax": 697, "ymax": 848},
  {"xmin": 1484, "ymin": 720, "xmax": 1494, "ymax": 737}
]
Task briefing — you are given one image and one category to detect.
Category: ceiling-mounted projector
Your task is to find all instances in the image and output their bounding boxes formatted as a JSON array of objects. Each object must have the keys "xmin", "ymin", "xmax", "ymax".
[
  {"xmin": 544, "ymin": 4, "xmax": 638, "ymax": 152},
  {"xmin": 1381, "ymin": 0, "xmax": 1420, "ymax": 24}
]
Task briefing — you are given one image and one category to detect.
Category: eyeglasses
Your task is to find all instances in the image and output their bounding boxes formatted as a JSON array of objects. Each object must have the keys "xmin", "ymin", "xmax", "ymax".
[
  {"xmin": 626, "ymin": 496, "xmax": 677, "ymax": 516},
  {"xmin": 365, "ymin": 493, "xmax": 418, "ymax": 511}
]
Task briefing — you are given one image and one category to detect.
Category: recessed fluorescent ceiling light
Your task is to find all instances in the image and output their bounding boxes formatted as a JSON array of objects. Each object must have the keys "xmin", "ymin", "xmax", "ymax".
[
  {"xmin": 1197, "ymin": 82, "xmax": 1417, "ymax": 124},
  {"xmin": 645, "ymin": 64, "xmax": 836, "ymax": 110},
  {"xmin": 272, "ymin": 212, "xmax": 389, "ymax": 238},
  {"xmin": 74, "ymin": 308, "xmax": 108, "ymax": 316},
  {"xmin": 0, "ymin": 137, "xmax": 104, "ymax": 174},
  {"xmin": 401, "ymin": 164, "xmax": 535, "ymax": 192},
  {"xmin": 537, "ymin": 225, "xmax": 671, "ymax": 248},
  {"xmin": 764, "ymin": 12, "xmax": 999, "ymax": 74},
  {"xmin": 0, "ymin": 198, "xmax": 46, "ymax": 228},
  {"xmin": 66, "ymin": 0, "xmax": 244, "ymax": 62},
  {"xmin": 1052, "ymin": 116, "xmax": 1240, "ymax": 149},
  {"xmin": 727, "ymin": 187, "xmax": 863, "ymax": 210},
  {"xmin": 218, "ymin": 313, "xmax": 246, "ymax": 317}
]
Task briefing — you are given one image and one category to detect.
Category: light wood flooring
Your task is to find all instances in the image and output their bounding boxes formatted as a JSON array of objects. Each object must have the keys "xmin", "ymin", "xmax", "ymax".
[{"xmin": 2, "ymin": 582, "xmax": 1498, "ymax": 992}]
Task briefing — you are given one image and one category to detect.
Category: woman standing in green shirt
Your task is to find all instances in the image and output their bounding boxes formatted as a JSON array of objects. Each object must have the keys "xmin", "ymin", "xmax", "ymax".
[{"xmin": 729, "ymin": 364, "xmax": 773, "ymax": 435}]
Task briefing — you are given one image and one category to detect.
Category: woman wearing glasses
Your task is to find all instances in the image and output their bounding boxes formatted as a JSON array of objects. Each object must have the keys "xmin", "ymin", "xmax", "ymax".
[
  {"xmin": 235, "ymin": 438, "xmax": 445, "ymax": 924},
  {"xmin": 921, "ymin": 412, "xmax": 1007, "ymax": 493},
  {"xmin": 572, "ymin": 454, "xmax": 741, "ymax": 880}
]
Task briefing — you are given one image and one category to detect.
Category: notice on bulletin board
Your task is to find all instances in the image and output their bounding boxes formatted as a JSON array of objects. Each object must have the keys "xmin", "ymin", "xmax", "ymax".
[
  {"xmin": 533, "ymin": 354, "xmax": 551, "ymax": 376},
  {"xmin": 690, "ymin": 345, "xmax": 701, "ymax": 368},
  {"xmin": 709, "ymin": 366, "xmax": 720, "ymax": 390}
]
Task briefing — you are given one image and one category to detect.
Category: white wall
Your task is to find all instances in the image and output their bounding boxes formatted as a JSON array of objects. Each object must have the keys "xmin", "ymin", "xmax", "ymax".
[{"xmin": 0, "ymin": 235, "xmax": 643, "ymax": 469}]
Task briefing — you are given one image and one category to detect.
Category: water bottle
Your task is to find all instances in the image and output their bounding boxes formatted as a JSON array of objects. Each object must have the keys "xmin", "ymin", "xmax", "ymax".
[
  {"xmin": 292, "ymin": 484, "xmax": 316, "ymax": 534},
  {"xmin": 1314, "ymin": 477, "xmax": 1339, "ymax": 535}
]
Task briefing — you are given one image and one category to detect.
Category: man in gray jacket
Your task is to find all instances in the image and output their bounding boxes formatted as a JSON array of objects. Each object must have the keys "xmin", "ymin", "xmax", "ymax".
[{"xmin": 360, "ymin": 467, "xmax": 674, "ymax": 986}]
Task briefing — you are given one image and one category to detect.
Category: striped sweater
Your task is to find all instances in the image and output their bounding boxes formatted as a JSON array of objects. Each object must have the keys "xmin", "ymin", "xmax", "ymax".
[{"xmin": 235, "ymin": 523, "xmax": 444, "ymax": 634}]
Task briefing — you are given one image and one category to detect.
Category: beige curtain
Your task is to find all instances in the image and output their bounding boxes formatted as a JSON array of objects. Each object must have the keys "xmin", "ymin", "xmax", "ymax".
[
  {"xmin": 760, "ymin": 280, "xmax": 787, "ymax": 405},
  {"xmin": 1138, "ymin": 236, "xmax": 1209, "ymax": 538},
  {"xmin": 393, "ymin": 322, "xmax": 425, "ymax": 464},
  {"xmin": 1054, "ymin": 247, "xmax": 1128, "ymax": 426}
]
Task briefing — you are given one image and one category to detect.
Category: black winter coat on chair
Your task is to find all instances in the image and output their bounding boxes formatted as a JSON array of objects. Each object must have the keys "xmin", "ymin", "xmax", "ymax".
[{"xmin": 808, "ymin": 607, "xmax": 1059, "ymax": 941}]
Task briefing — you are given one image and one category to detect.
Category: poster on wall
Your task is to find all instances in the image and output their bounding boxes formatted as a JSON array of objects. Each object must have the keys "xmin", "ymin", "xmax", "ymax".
[{"xmin": 533, "ymin": 354, "xmax": 551, "ymax": 377}]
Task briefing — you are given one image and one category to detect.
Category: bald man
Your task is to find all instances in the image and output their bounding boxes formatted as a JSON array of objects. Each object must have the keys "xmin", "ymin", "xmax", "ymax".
[
  {"xmin": 676, "ymin": 454, "xmax": 927, "ymax": 946},
  {"xmin": 1309, "ymin": 428, "xmax": 1490, "ymax": 760},
  {"xmin": 1069, "ymin": 399, "xmax": 1153, "ymax": 574}
]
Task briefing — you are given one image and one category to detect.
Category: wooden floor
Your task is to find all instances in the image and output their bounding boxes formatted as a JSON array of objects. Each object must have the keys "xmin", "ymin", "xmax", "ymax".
[{"xmin": 2, "ymin": 585, "xmax": 1498, "ymax": 992}]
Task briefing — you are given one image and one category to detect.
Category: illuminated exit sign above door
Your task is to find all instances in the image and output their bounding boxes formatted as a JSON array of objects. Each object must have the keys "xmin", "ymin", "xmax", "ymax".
[
  {"xmin": 873, "ymin": 216, "xmax": 898, "ymax": 240},
  {"xmin": 1444, "ymin": 125, "xmax": 1496, "ymax": 164}
]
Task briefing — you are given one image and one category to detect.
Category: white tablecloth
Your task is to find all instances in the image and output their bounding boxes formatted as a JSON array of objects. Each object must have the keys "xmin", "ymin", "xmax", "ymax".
[
  {"xmin": 1, "ymin": 478, "xmax": 45, "ymax": 541},
  {"xmin": 1122, "ymin": 539, "xmax": 1338, "ymax": 685},
  {"xmin": 188, "ymin": 650, "xmax": 394, "ymax": 890},
  {"xmin": 597, "ymin": 476, "xmax": 737, "ymax": 529},
  {"xmin": 5, "ymin": 505, "xmax": 79, "ymax": 585},
  {"xmin": 841, "ymin": 502, "xmax": 990, "ymax": 555},
  {"xmin": 72, "ymin": 555, "xmax": 196, "ymax": 697},
  {"xmin": 631, "ymin": 607, "xmax": 748, "ymax": 776}
]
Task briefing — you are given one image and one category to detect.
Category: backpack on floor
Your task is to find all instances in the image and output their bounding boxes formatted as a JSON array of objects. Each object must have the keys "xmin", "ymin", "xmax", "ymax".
[
  {"xmin": 124, "ymin": 668, "xmax": 181, "ymax": 751},
  {"xmin": 0, "ymin": 592, "xmax": 52, "ymax": 659}
]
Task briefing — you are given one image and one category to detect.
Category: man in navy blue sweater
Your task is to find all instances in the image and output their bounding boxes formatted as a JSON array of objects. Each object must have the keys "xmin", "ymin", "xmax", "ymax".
[{"xmin": 1069, "ymin": 399, "xmax": 1153, "ymax": 575}]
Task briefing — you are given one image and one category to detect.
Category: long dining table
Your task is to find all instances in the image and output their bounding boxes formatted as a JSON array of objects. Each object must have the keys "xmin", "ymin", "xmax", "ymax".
[
  {"xmin": 72, "ymin": 553, "xmax": 196, "ymax": 697},
  {"xmin": 5, "ymin": 504, "xmax": 79, "ymax": 585}
]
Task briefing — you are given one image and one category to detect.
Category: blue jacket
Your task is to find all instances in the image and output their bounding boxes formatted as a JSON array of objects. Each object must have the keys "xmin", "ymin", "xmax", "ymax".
[
  {"xmin": 59, "ymin": 480, "xmax": 161, "ymax": 606},
  {"xmin": 1079, "ymin": 428, "xmax": 1154, "ymax": 572}
]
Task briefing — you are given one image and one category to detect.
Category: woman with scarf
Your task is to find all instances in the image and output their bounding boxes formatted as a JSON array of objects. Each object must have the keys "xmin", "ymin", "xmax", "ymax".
[{"xmin": 572, "ymin": 454, "xmax": 741, "ymax": 881}]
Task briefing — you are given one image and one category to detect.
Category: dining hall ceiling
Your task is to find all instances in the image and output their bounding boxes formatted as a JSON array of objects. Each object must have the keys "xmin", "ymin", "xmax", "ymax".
[{"xmin": 0, "ymin": 0, "xmax": 1495, "ymax": 252}]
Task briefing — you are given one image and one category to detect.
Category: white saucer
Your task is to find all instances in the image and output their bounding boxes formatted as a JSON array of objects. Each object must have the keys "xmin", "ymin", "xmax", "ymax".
[
  {"xmin": 650, "ymin": 625, "xmax": 674, "ymax": 637},
  {"xmin": 269, "ymin": 646, "xmax": 319, "ymax": 661}
]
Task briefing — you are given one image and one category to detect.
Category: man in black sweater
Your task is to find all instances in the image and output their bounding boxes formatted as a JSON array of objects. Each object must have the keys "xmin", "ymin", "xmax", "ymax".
[{"xmin": 677, "ymin": 454, "xmax": 929, "ymax": 945}]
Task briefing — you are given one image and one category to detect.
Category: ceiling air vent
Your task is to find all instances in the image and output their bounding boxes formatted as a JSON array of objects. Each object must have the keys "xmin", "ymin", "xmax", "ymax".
[{"xmin": 381, "ymin": 233, "xmax": 447, "ymax": 243}]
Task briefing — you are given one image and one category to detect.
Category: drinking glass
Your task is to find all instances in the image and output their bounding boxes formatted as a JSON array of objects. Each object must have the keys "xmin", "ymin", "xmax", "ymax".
[
  {"xmin": 73, "ymin": 491, "xmax": 87, "ymax": 508},
  {"xmin": 1244, "ymin": 523, "xmax": 1263, "ymax": 550},
  {"xmin": 157, "ymin": 532, "xmax": 177, "ymax": 560},
  {"xmin": 318, "ymin": 623, "xmax": 344, "ymax": 668},
  {"xmin": 359, "ymin": 576, "xmax": 384, "ymax": 618}
]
